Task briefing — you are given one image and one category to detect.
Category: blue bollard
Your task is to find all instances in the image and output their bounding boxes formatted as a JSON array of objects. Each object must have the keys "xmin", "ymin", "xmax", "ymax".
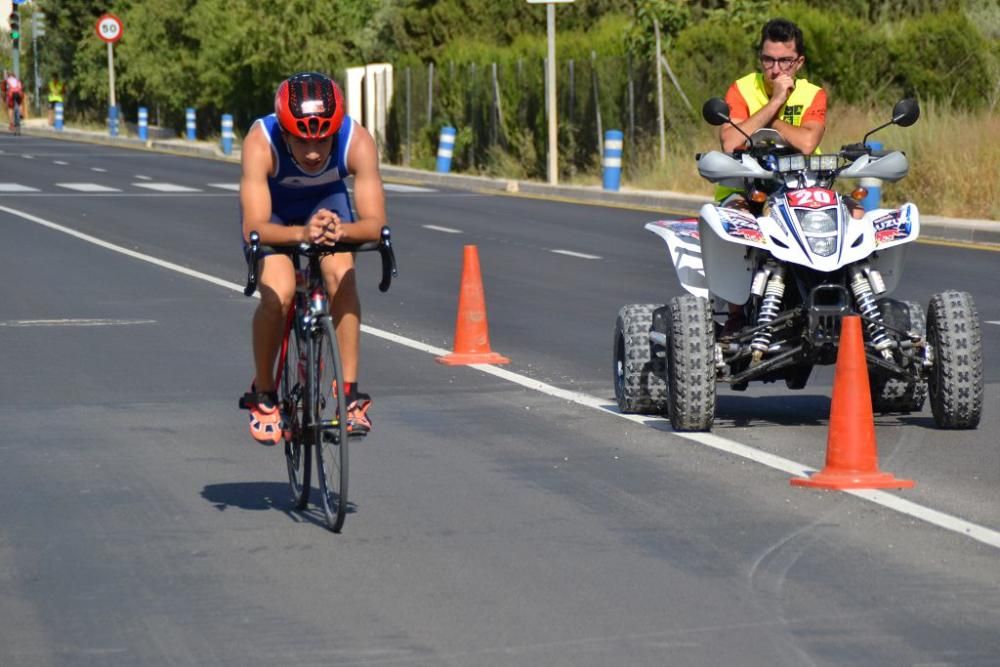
[
  {"xmin": 221, "ymin": 114, "xmax": 234, "ymax": 155},
  {"xmin": 602, "ymin": 130, "xmax": 624, "ymax": 191},
  {"xmin": 108, "ymin": 105, "xmax": 119, "ymax": 137},
  {"xmin": 54, "ymin": 102, "xmax": 64, "ymax": 131},
  {"xmin": 861, "ymin": 140, "xmax": 883, "ymax": 211},
  {"xmin": 435, "ymin": 126, "xmax": 456, "ymax": 173},
  {"xmin": 138, "ymin": 107, "xmax": 148, "ymax": 141},
  {"xmin": 185, "ymin": 107, "xmax": 196, "ymax": 140}
]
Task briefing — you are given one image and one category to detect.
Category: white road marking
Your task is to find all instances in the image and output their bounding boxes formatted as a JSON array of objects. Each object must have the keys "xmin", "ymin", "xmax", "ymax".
[
  {"xmin": 134, "ymin": 174, "xmax": 152, "ymax": 180},
  {"xmin": 3, "ymin": 201, "xmax": 999, "ymax": 551},
  {"xmin": 22, "ymin": 155, "xmax": 34, "ymax": 159},
  {"xmin": 385, "ymin": 183, "xmax": 436, "ymax": 193},
  {"xmin": 208, "ymin": 183, "xmax": 240, "ymax": 191},
  {"xmin": 986, "ymin": 321, "xmax": 1000, "ymax": 326},
  {"xmin": 56, "ymin": 183, "xmax": 122, "ymax": 192},
  {"xmin": 54, "ymin": 160, "xmax": 69, "ymax": 166},
  {"xmin": 550, "ymin": 249, "xmax": 602, "ymax": 260},
  {"xmin": 132, "ymin": 182, "xmax": 202, "ymax": 192},
  {"xmin": 422, "ymin": 224, "xmax": 462, "ymax": 234},
  {"xmin": 0, "ymin": 183, "xmax": 40, "ymax": 192},
  {"xmin": 91, "ymin": 167, "xmax": 108, "ymax": 173},
  {"xmin": 0, "ymin": 318, "xmax": 156, "ymax": 327}
]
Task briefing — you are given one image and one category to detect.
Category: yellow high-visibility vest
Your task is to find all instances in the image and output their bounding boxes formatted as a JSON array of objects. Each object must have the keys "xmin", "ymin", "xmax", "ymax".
[
  {"xmin": 47, "ymin": 80, "xmax": 65, "ymax": 103},
  {"xmin": 715, "ymin": 73, "xmax": 824, "ymax": 201}
]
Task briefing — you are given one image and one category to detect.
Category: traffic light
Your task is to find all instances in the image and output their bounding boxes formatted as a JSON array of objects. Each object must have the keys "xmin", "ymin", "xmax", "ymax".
[{"xmin": 9, "ymin": 9, "xmax": 19, "ymax": 50}]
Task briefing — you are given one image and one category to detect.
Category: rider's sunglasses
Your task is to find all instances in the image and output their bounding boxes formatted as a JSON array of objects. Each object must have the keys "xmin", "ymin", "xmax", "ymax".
[{"xmin": 759, "ymin": 55, "xmax": 801, "ymax": 71}]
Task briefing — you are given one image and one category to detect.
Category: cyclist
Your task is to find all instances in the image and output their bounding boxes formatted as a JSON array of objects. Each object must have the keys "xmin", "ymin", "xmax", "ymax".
[
  {"xmin": 240, "ymin": 71, "xmax": 386, "ymax": 444},
  {"xmin": 4, "ymin": 71, "xmax": 24, "ymax": 132}
]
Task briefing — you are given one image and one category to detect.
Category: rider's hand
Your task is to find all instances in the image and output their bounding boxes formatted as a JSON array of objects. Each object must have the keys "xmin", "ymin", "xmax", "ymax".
[
  {"xmin": 770, "ymin": 74, "xmax": 796, "ymax": 103},
  {"xmin": 303, "ymin": 209, "xmax": 337, "ymax": 244}
]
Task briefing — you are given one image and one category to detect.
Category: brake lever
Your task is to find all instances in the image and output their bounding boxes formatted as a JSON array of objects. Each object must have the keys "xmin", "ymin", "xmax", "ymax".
[{"xmin": 243, "ymin": 232, "xmax": 261, "ymax": 297}]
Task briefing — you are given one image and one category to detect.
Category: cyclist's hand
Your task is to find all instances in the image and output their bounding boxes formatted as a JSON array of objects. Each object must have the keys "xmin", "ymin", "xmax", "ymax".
[
  {"xmin": 326, "ymin": 214, "xmax": 350, "ymax": 243},
  {"xmin": 304, "ymin": 209, "xmax": 337, "ymax": 244}
]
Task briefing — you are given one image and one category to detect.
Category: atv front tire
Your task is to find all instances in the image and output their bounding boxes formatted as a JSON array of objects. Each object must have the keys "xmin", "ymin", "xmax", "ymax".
[{"xmin": 666, "ymin": 295, "xmax": 716, "ymax": 431}]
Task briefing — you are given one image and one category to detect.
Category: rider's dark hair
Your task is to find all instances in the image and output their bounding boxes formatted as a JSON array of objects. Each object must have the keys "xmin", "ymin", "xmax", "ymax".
[{"xmin": 759, "ymin": 18, "xmax": 805, "ymax": 58}]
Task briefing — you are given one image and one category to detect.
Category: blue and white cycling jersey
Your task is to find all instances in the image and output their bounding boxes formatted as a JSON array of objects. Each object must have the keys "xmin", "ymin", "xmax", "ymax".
[{"xmin": 250, "ymin": 112, "xmax": 356, "ymax": 224}]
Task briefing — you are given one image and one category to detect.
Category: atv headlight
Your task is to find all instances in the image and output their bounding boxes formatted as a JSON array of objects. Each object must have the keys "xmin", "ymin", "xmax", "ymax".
[
  {"xmin": 807, "ymin": 235, "xmax": 838, "ymax": 256},
  {"xmin": 800, "ymin": 210, "xmax": 837, "ymax": 233}
]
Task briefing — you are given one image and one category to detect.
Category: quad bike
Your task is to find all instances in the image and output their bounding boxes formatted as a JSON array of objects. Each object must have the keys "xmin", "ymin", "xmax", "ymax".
[{"xmin": 613, "ymin": 97, "xmax": 984, "ymax": 432}]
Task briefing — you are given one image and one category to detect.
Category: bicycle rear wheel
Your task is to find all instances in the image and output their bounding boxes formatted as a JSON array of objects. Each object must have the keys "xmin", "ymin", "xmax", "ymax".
[
  {"xmin": 282, "ymin": 320, "xmax": 311, "ymax": 509},
  {"xmin": 313, "ymin": 316, "xmax": 349, "ymax": 532}
]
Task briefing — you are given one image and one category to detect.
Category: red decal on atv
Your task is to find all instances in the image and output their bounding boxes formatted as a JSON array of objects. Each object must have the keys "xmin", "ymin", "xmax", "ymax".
[
  {"xmin": 786, "ymin": 188, "xmax": 836, "ymax": 209},
  {"xmin": 875, "ymin": 228, "xmax": 898, "ymax": 245}
]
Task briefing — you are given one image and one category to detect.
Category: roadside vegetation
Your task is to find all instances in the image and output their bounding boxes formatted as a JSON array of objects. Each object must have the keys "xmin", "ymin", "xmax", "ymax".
[{"xmin": 7, "ymin": 0, "xmax": 997, "ymax": 218}]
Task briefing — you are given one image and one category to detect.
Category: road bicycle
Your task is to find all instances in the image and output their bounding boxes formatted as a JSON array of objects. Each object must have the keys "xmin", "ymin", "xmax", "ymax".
[
  {"xmin": 10, "ymin": 96, "xmax": 22, "ymax": 135},
  {"xmin": 240, "ymin": 227, "xmax": 397, "ymax": 532}
]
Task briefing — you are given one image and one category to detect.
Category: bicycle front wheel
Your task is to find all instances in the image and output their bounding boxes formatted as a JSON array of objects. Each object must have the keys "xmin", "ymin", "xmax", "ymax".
[
  {"xmin": 313, "ymin": 316, "xmax": 349, "ymax": 532},
  {"xmin": 282, "ymin": 320, "xmax": 311, "ymax": 509}
]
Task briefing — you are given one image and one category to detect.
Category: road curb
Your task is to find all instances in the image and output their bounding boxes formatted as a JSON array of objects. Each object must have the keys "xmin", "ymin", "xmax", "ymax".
[{"xmin": 21, "ymin": 124, "xmax": 998, "ymax": 244}]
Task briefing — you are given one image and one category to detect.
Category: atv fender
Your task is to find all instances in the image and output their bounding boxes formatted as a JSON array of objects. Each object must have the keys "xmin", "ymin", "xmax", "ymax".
[{"xmin": 645, "ymin": 219, "xmax": 710, "ymax": 300}]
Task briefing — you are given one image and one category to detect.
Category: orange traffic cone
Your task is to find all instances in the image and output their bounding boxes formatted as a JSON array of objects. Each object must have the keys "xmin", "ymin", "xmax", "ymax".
[
  {"xmin": 791, "ymin": 315, "xmax": 914, "ymax": 490},
  {"xmin": 436, "ymin": 245, "xmax": 510, "ymax": 366}
]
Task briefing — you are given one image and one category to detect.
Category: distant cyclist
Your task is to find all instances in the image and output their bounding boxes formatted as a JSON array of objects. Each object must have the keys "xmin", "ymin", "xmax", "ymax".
[
  {"xmin": 240, "ymin": 71, "xmax": 387, "ymax": 444},
  {"xmin": 5, "ymin": 71, "xmax": 24, "ymax": 132}
]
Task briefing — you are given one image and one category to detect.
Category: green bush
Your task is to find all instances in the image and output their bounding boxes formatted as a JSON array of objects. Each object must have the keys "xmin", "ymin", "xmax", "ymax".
[
  {"xmin": 889, "ymin": 11, "xmax": 996, "ymax": 108},
  {"xmin": 781, "ymin": 4, "xmax": 893, "ymax": 105},
  {"xmin": 668, "ymin": 20, "xmax": 756, "ymax": 106}
]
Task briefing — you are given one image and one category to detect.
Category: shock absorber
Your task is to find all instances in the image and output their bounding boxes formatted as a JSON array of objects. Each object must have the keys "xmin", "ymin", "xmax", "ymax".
[
  {"xmin": 848, "ymin": 265, "xmax": 893, "ymax": 355},
  {"xmin": 750, "ymin": 268, "xmax": 785, "ymax": 363}
]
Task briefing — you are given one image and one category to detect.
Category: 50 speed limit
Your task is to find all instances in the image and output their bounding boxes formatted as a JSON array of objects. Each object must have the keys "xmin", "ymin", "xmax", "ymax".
[{"xmin": 96, "ymin": 14, "xmax": 123, "ymax": 44}]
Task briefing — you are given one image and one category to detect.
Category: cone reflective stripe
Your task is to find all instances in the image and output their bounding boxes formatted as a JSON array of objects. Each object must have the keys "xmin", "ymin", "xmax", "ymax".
[
  {"xmin": 792, "ymin": 316, "xmax": 914, "ymax": 489},
  {"xmin": 436, "ymin": 245, "xmax": 510, "ymax": 366}
]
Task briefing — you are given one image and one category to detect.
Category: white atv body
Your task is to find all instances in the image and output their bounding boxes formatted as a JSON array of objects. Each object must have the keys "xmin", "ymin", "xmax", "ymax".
[{"xmin": 613, "ymin": 101, "xmax": 983, "ymax": 432}]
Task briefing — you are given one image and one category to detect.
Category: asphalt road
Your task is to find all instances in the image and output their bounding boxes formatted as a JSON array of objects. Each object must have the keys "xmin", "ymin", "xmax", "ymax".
[{"xmin": 1, "ymin": 135, "xmax": 998, "ymax": 666}]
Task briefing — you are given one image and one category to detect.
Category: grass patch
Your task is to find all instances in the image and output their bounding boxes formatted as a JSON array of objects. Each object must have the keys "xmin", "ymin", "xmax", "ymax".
[{"xmin": 557, "ymin": 104, "xmax": 999, "ymax": 220}]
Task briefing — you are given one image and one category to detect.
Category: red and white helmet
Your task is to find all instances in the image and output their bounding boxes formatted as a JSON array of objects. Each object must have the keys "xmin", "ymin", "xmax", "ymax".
[{"xmin": 274, "ymin": 72, "xmax": 344, "ymax": 141}]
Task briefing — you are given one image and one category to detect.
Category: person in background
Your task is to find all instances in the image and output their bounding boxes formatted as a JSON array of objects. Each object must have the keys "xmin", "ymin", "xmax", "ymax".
[{"xmin": 47, "ymin": 73, "xmax": 66, "ymax": 126}]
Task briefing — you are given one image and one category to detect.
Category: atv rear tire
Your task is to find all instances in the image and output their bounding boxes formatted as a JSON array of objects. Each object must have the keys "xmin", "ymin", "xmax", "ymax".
[
  {"xmin": 926, "ymin": 291, "xmax": 983, "ymax": 429},
  {"xmin": 666, "ymin": 295, "xmax": 716, "ymax": 431},
  {"xmin": 871, "ymin": 299, "xmax": 928, "ymax": 413},
  {"xmin": 613, "ymin": 304, "xmax": 669, "ymax": 414}
]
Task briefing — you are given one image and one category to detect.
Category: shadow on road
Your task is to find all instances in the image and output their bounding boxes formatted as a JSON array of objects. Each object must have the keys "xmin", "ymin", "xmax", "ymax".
[{"xmin": 200, "ymin": 481, "xmax": 357, "ymax": 528}]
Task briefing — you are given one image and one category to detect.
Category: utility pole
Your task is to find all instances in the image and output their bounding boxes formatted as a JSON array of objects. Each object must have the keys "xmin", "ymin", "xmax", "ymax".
[{"xmin": 33, "ymin": 11, "xmax": 46, "ymax": 116}]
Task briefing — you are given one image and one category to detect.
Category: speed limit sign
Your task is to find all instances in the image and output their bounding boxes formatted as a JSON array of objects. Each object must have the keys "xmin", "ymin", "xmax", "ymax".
[{"xmin": 95, "ymin": 13, "xmax": 123, "ymax": 43}]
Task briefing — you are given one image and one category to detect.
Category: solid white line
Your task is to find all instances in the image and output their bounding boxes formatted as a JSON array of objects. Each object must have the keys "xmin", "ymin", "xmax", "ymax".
[
  {"xmin": 422, "ymin": 224, "xmax": 462, "ymax": 234},
  {"xmin": 550, "ymin": 249, "xmax": 602, "ymax": 260},
  {"xmin": 986, "ymin": 321, "xmax": 1000, "ymax": 326},
  {"xmin": 0, "ymin": 318, "xmax": 156, "ymax": 327},
  {"xmin": 0, "ymin": 205, "xmax": 244, "ymax": 294},
  {"xmin": 208, "ymin": 183, "xmax": 240, "ymax": 191},
  {"xmin": 4, "ymin": 202, "xmax": 999, "ymax": 550}
]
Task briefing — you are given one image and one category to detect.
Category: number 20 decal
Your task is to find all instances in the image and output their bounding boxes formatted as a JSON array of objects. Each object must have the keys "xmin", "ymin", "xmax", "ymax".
[{"xmin": 787, "ymin": 188, "xmax": 835, "ymax": 209}]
